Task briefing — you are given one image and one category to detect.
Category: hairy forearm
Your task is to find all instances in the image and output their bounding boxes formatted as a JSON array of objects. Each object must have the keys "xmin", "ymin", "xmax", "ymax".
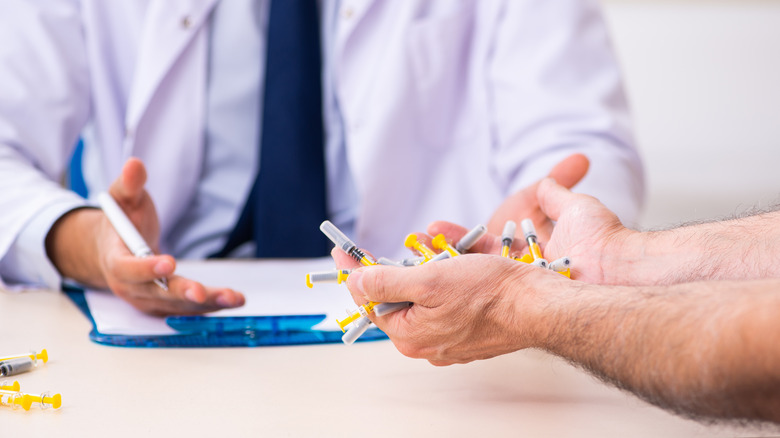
[
  {"xmin": 538, "ymin": 279, "xmax": 780, "ymax": 423},
  {"xmin": 45, "ymin": 207, "xmax": 108, "ymax": 288},
  {"xmin": 607, "ymin": 210, "xmax": 780, "ymax": 286}
]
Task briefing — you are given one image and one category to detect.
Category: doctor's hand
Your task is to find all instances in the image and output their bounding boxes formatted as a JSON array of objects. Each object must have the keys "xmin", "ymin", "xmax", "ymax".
[
  {"xmin": 487, "ymin": 153, "xmax": 589, "ymax": 241},
  {"xmin": 429, "ymin": 178, "xmax": 635, "ymax": 285},
  {"xmin": 46, "ymin": 158, "xmax": 244, "ymax": 316},
  {"xmin": 341, "ymin": 254, "xmax": 570, "ymax": 366}
]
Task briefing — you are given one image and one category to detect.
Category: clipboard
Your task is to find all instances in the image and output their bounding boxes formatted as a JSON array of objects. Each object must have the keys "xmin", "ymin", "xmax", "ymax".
[
  {"xmin": 63, "ymin": 286, "xmax": 387, "ymax": 348},
  {"xmin": 64, "ymin": 286, "xmax": 388, "ymax": 348}
]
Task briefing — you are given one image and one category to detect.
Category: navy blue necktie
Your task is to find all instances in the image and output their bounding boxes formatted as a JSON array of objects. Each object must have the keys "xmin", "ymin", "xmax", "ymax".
[{"xmin": 215, "ymin": 0, "xmax": 330, "ymax": 258}]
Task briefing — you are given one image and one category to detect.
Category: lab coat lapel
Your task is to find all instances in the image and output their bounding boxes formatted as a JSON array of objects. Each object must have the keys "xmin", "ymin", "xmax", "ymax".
[
  {"xmin": 333, "ymin": 0, "xmax": 379, "ymax": 59},
  {"xmin": 126, "ymin": 0, "xmax": 218, "ymax": 135}
]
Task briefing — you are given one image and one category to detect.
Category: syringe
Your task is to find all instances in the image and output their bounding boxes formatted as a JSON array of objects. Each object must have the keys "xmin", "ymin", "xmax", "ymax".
[
  {"xmin": 548, "ymin": 256, "xmax": 572, "ymax": 278},
  {"xmin": 500, "ymin": 221, "xmax": 517, "ymax": 258},
  {"xmin": 0, "ymin": 357, "xmax": 34, "ymax": 377},
  {"xmin": 0, "ymin": 349, "xmax": 48, "ymax": 366},
  {"xmin": 404, "ymin": 234, "xmax": 436, "ymax": 261},
  {"xmin": 431, "ymin": 234, "xmax": 461, "ymax": 258},
  {"xmin": 549, "ymin": 257, "xmax": 571, "ymax": 272},
  {"xmin": 455, "ymin": 224, "xmax": 487, "ymax": 253},
  {"xmin": 336, "ymin": 301, "xmax": 378, "ymax": 332},
  {"xmin": 0, "ymin": 390, "xmax": 61, "ymax": 411},
  {"xmin": 341, "ymin": 316, "xmax": 373, "ymax": 345},
  {"xmin": 320, "ymin": 221, "xmax": 377, "ymax": 266},
  {"xmin": 520, "ymin": 219, "xmax": 548, "ymax": 268},
  {"xmin": 305, "ymin": 269, "xmax": 351, "ymax": 288}
]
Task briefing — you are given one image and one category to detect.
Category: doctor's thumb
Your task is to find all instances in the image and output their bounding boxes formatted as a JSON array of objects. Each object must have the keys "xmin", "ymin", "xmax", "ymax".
[{"xmin": 110, "ymin": 157, "xmax": 148, "ymax": 204}]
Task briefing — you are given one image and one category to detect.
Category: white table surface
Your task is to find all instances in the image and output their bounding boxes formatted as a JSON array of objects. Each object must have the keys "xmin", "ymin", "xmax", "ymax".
[{"xmin": 1, "ymin": 282, "xmax": 772, "ymax": 437}]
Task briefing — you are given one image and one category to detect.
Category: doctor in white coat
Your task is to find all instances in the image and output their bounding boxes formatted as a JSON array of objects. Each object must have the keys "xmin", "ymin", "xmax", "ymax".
[{"xmin": 0, "ymin": 0, "xmax": 644, "ymax": 315}]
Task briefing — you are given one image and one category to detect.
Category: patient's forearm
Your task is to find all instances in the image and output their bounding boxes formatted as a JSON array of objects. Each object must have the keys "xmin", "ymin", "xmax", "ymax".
[
  {"xmin": 540, "ymin": 279, "xmax": 780, "ymax": 422},
  {"xmin": 609, "ymin": 210, "xmax": 780, "ymax": 286}
]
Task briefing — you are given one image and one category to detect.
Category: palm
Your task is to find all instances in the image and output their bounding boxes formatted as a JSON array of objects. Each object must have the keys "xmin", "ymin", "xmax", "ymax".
[{"xmin": 542, "ymin": 195, "xmax": 627, "ymax": 284}]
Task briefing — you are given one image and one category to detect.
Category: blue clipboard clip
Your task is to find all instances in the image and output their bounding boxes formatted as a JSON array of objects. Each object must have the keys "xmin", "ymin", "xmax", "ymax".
[{"xmin": 64, "ymin": 287, "xmax": 388, "ymax": 348}]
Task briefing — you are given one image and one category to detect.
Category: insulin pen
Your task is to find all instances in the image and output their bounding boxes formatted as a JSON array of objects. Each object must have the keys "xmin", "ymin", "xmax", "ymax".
[{"xmin": 96, "ymin": 193, "xmax": 169, "ymax": 291}]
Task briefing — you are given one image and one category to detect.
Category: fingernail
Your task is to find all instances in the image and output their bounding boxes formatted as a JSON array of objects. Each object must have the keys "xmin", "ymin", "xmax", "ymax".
[
  {"xmin": 216, "ymin": 295, "xmax": 232, "ymax": 308},
  {"xmin": 154, "ymin": 260, "xmax": 173, "ymax": 276},
  {"xmin": 185, "ymin": 288, "xmax": 202, "ymax": 303}
]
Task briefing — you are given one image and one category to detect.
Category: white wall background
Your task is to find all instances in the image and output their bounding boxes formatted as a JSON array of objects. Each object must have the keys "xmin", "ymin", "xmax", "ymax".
[{"xmin": 601, "ymin": 0, "xmax": 780, "ymax": 229}]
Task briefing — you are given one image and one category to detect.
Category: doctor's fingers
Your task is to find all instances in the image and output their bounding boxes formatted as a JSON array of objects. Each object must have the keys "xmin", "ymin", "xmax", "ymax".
[
  {"xmin": 113, "ymin": 276, "xmax": 244, "ymax": 316},
  {"xmin": 103, "ymin": 252, "xmax": 176, "ymax": 285},
  {"xmin": 547, "ymin": 153, "xmax": 590, "ymax": 190}
]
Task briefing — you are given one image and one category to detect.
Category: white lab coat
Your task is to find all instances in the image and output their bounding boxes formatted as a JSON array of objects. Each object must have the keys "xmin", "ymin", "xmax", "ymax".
[{"xmin": 0, "ymin": 0, "xmax": 644, "ymax": 281}]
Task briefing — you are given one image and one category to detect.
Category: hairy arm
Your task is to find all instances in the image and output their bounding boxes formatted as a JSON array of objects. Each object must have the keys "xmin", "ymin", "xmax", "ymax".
[
  {"xmin": 517, "ymin": 178, "xmax": 780, "ymax": 286},
  {"xmin": 343, "ymin": 253, "xmax": 780, "ymax": 423},
  {"xmin": 542, "ymin": 277, "xmax": 780, "ymax": 423},
  {"xmin": 614, "ymin": 211, "xmax": 780, "ymax": 285}
]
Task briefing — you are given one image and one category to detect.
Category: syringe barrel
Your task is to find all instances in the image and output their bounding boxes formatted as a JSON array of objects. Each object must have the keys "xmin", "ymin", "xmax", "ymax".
[
  {"xmin": 378, "ymin": 257, "xmax": 405, "ymax": 267},
  {"xmin": 374, "ymin": 301, "xmax": 411, "ymax": 316},
  {"xmin": 307, "ymin": 270, "xmax": 341, "ymax": 283},
  {"xmin": 342, "ymin": 316, "xmax": 372, "ymax": 345},
  {"xmin": 455, "ymin": 225, "xmax": 487, "ymax": 253},
  {"xmin": 430, "ymin": 251, "xmax": 452, "ymax": 262},
  {"xmin": 0, "ymin": 357, "xmax": 33, "ymax": 377},
  {"xmin": 401, "ymin": 257, "xmax": 425, "ymax": 266},
  {"xmin": 319, "ymin": 220, "xmax": 357, "ymax": 253}
]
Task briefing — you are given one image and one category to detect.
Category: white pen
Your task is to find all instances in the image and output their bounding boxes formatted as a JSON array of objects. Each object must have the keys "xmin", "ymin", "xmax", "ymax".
[{"xmin": 96, "ymin": 192, "xmax": 169, "ymax": 291}]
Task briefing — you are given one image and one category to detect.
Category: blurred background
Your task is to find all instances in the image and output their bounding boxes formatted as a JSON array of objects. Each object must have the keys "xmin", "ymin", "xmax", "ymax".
[{"xmin": 601, "ymin": 0, "xmax": 780, "ymax": 229}]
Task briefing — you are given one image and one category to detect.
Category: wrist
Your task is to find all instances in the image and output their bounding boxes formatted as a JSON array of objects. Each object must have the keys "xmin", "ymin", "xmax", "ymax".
[
  {"xmin": 598, "ymin": 228, "xmax": 644, "ymax": 285},
  {"xmin": 507, "ymin": 266, "xmax": 583, "ymax": 350},
  {"xmin": 45, "ymin": 207, "xmax": 107, "ymax": 288}
]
